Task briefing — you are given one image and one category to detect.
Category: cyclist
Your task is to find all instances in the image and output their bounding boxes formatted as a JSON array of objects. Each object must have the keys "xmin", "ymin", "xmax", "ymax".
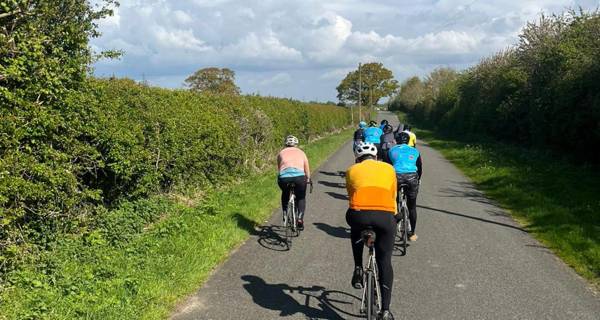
[
  {"xmin": 388, "ymin": 132, "xmax": 422, "ymax": 241},
  {"xmin": 380, "ymin": 124, "xmax": 396, "ymax": 164},
  {"xmin": 401, "ymin": 124, "xmax": 417, "ymax": 147},
  {"xmin": 379, "ymin": 119, "xmax": 389, "ymax": 130},
  {"xmin": 364, "ymin": 121, "xmax": 384, "ymax": 159},
  {"xmin": 277, "ymin": 135, "xmax": 311, "ymax": 230},
  {"xmin": 346, "ymin": 142, "xmax": 397, "ymax": 320},
  {"xmin": 353, "ymin": 121, "xmax": 367, "ymax": 152}
]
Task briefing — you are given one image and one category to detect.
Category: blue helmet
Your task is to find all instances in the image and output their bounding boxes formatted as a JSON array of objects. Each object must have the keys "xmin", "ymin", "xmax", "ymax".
[{"xmin": 359, "ymin": 121, "xmax": 367, "ymax": 128}]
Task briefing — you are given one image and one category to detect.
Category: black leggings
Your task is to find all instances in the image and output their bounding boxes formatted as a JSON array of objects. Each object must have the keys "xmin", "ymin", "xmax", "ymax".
[
  {"xmin": 397, "ymin": 173, "xmax": 419, "ymax": 233},
  {"xmin": 277, "ymin": 176, "xmax": 307, "ymax": 217},
  {"xmin": 346, "ymin": 209, "xmax": 395, "ymax": 311}
]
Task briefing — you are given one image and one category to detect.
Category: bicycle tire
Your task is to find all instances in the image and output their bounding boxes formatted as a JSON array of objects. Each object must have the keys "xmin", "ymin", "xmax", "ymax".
[
  {"xmin": 366, "ymin": 271, "xmax": 376, "ymax": 320},
  {"xmin": 401, "ymin": 206, "xmax": 409, "ymax": 255},
  {"xmin": 286, "ymin": 200, "xmax": 295, "ymax": 246}
]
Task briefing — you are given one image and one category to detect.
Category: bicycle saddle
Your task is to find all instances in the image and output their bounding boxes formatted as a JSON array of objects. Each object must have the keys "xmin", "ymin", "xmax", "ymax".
[{"xmin": 360, "ymin": 228, "xmax": 376, "ymax": 248}]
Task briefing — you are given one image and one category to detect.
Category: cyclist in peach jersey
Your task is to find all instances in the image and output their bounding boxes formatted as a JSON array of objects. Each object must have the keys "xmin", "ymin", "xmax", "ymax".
[{"xmin": 277, "ymin": 135, "xmax": 311, "ymax": 230}]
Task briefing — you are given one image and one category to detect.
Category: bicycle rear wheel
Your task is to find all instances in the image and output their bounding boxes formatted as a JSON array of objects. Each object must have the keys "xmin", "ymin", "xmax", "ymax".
[{"xmin": 366, "ymin": 271, "xmax": 376, "ymax": 320}]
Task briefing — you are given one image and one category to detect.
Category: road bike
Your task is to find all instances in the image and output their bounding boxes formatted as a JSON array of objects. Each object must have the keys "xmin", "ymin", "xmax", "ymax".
[
  {"xmin": 396, "ymin": 183, "xmax": 411, "ymax": 256},
  {"xmin": 359, "ymin": 227, "xmax": 382, "ymax": 320},
  {"xmin": 283, "ymin": 181, "xmax": 312, "ymax": 247}
]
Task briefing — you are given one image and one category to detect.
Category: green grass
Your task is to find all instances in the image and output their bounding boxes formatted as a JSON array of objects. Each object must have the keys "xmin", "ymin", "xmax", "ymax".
[
  {"xmin": 405, "ymin": 117, "xmax": 600, "ymax": 288},
  {"xmin": 0, "ymin": 128, "xmax": 354, "ymax": 320}
]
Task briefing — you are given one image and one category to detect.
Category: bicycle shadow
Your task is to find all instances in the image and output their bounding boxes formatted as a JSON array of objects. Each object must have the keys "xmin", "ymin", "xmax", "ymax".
[
  {"xmin": 232, "ymin": 213, "xmax": 290, "ymax": 251},
  {"xmin": 241, "ymin": 275, "xmax": 362, "ymax": 319},
  {"xmin": 393, "ymin": 233, "xmax": 410, "ymax": 256}
]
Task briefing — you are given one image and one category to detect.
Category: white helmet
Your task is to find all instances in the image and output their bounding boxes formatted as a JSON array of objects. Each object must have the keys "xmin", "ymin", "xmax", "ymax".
[
  {"xmin": 354, "ymin": 141, "xmax": 377, "ymax": 159},
  {"xmin": 285, "ymin": 135, "xmax": 299, "ymax": 147}
]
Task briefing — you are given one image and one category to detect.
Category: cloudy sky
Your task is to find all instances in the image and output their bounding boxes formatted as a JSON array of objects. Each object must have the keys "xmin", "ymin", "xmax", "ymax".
[{"xmin": 91, "ymin": 0, "xmax": 599, "ymax": 101}]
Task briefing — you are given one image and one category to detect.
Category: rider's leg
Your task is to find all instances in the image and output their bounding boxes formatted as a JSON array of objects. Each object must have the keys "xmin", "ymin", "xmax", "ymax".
[
  {"xmin": 373, "ymin": 212, "xmax": 396, "ymax": 311},
  {"xmin": 277, "ymin": 177, "xmax": 291, "ymax": 213},
  {"xmin": 345, "ymin": 209, "xmax": 365, "ymax": 267},
  {"xmin": 407, "ymin": 175, "xmax": 420, "ymax": 234},
  {"xmin": 293, "ymin": 176, "xmax": 307, "ymax": 219}
]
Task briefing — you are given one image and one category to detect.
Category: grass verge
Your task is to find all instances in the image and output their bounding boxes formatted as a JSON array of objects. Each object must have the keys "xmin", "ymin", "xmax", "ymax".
[
  {"xmin": 403, "ymin": 114, "xmax": 599, "ymax": 288},
  {"xmin": 0, "ymin": 128, "xmax": 354, "ymax": 320}
]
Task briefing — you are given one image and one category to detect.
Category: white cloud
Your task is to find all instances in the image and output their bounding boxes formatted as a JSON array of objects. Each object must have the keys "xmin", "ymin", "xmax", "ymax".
[
  {"xmin": 91, "ymin": 0, "xmax": 598, "ymax": 100},
  {"xmin": 260, "ymin": 72, "xmax": 293, "ymax": 86}
]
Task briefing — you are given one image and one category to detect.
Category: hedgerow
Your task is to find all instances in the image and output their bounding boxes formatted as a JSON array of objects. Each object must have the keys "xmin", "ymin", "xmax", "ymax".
[{"xmin": 0, "ymin": 77, "xmax": 352, "ymax": 273}]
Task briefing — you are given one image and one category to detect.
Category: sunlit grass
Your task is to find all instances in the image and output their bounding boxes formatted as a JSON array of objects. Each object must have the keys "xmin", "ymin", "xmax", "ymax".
[{"xmin": 414, "ymin": 126, "xmax": 600, "ymax": 288}]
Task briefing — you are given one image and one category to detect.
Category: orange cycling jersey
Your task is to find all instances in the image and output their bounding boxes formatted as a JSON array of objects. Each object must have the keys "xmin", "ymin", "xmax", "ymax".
[{"xmin": 346, "ymin": 159, "xmax": 397, "ymax": 213}]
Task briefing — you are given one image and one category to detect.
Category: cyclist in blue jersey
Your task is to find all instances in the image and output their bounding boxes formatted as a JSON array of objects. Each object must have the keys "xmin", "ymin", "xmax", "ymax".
[
  {"xmin": 388, "ymin": 132, "xmax": 423, "ymax": 241},
  {"xmin": 364, "ymin": 121, "xmax": 384, "ymax": 160},
  {"xmin": 353, "ymin": 121, "xmax": 367, "ymax": 152},
  {"xmin": 379, "ymin": 119, "xmax": 389, "ymax": 130}
]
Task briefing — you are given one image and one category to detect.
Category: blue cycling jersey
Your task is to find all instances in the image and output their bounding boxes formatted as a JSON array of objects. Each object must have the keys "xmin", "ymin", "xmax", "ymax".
[
  {"xmin": 388, "ymin": 144, "xmax": 420, "ymax": 174},
  {"xmin": 364, "ymin": 127, "xmax": 383, "ymax": 144}
]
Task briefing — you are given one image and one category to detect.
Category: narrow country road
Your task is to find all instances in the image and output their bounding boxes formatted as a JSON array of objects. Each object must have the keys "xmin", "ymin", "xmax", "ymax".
[{"xmin": 171, "ymin": 111, "xmax": 600, "ymax": 319}]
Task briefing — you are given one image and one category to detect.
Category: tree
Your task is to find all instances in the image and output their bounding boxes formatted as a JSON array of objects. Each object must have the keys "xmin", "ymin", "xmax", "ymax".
[
  {"xmin": 185, "ymin": 67, "xmax": 240, "ymax": 95},
  {"xmin": 336, "ymin": 62, "xmax": 398, "ymax": 106}
]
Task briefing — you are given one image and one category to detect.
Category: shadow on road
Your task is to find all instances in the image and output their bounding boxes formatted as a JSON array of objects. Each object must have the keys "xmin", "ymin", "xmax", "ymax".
[
  {"xmin": 318, "ymin": 180, "xmax": 346, "ymax": 189},
  {"xmin": 438, "ymin": 181, "xmax": 497, "ymax": 206},
  {"xmin": 319, "ymin": 170, "xmax": 346, "ymax": 178},
  {"xmin": 325, "ymin": 191, "xmax": 349, "ymax": 200},
  {"xmin": 314, "ymin": 222, "xmax": 350, "ymax": 239},
  {"xmin": 233, "ymin": 213, "xmax": 290, "ymax": 251},
  {"xmin": 256, "ymin": 225, "xmax": 290, "ymax": 251},
  {"xmin": 241, "ymin": 275, "xmax": 361, "ymax": 319},
  {"xmin": 418, "ymin": 205, "xmax": 526, "ymax": 232}
]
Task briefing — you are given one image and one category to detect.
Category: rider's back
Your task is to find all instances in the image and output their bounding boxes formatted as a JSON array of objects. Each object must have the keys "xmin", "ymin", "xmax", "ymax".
[
  {"xmin": 346, "ymin": 159, "xmax": 397, "ymax": 213},
  {"xmin": 364, "ymin": 127, "xmax": 383, "ymax": 144},
  {"xmin": 388, "ymin": 144, "xmax": 419, "ymax": 174}
]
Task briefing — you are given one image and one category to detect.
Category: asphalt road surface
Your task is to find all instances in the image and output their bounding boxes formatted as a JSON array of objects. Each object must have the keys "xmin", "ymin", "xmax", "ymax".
[{"xmin": 171, "ymin": 111, "xmax": 600, "ymax": 319}]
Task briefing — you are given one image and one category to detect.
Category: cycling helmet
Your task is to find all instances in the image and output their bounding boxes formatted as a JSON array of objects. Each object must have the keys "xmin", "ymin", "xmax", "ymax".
[
  {"xmin": 368, "ymin": 120, "xmax": 377, "ymax": 127},
  {"xmin": 397, "ymin": 132, "xmax": 410, "ymax": 145},
  {"xmin": 354, "ymin": 141, "xmax": 378, "ymax": 159},
  {"xmin": 380, "ymin": 119, "xmax": 389, "ymax": 126},
  {"xmin": 383, "ymin": 124, "xmax": 393, "ymax": 133},
  {"xmin": 284, "ymin": 135, "xmax": 299, "ymax": 147},
  {"xmin": 359, "ymin": 121, "xmax": 367, "ymax": 129},
  {"xmin": 403, "ymin": 124, "xmax": 412, "ymax": 131}
]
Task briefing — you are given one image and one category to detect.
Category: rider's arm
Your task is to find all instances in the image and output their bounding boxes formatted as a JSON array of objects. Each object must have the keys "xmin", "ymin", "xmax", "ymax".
[
  {"xmin": 303, "ymin": 152, "xmax": 311, "ymax": 181},
  {"xmin": 416, "ymin": 155, "xmax": 423, "ymax": 179}
]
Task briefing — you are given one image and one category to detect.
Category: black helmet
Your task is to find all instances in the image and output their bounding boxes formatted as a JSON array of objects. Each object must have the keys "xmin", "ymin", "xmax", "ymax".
[
  {"xmin": 380, "ymin": 119, "xmax": 388, "ymax": 126},
  {"xmin": 368, "ymin": 120, "xmax": 377, "ymax": 127},
  {"xmin": 396, "ymin": 132, "xmax": 410, "ymax": 145},
  {"xmin": 383, "ymin": 124, "xmax": 393, "ymax": 133},
  {"xmin": 403, "ymin": 124, "xmax": 412, "ymax": 131}
]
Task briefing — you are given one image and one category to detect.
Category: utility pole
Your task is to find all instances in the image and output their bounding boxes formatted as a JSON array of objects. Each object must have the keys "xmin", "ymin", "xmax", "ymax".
[{"xmin": 358, "ymin": 62, "xmax": 362, "ymax": 122}]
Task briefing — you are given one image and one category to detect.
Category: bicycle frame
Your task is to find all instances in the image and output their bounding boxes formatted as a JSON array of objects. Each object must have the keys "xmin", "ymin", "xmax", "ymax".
[{"xmin": 360, "ymin": 240, "xmax": 382, "ymax": 318}]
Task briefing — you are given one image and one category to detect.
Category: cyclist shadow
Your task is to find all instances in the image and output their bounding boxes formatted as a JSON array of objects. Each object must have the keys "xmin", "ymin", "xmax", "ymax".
[
  {"xmin": 313, "ymin": 222, "xmax": 351, "ymax": 239},
  {"xmin": 232, "ymin": 213, "xmax": 290, "ymax": 252},
  {"xmin": 241, "ymin": 275, "xmax": 362, "ymax": 319},
  {"xmin": 318, "ymin": 170, "xmax": 346, "ymax": 178}
]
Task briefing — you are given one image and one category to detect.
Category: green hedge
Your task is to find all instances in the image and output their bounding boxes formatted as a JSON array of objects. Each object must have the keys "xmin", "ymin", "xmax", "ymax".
[{"xmin": 0, "ymin": 78, "xmax": 351, "ymax": 271}]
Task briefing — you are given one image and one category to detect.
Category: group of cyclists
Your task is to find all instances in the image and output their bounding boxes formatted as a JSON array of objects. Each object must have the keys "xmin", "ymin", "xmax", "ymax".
[{"xmin": 275, "ymin": 118, "xmax": 422, "ymax": 320}]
